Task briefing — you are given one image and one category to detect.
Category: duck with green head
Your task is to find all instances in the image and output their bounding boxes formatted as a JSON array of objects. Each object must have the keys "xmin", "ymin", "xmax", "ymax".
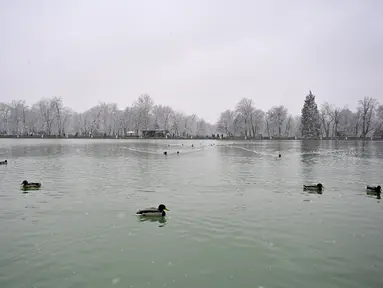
[
  {"xmin": 136, "ymin": 204, "xmax": 169, "ymax": 217},
  {"xmin": 366, "ymin": 185, "xmax": 381, "ymax": 199},
  {"xmin": 0, "ymin": 160, "xmax": 7, "ymax": 165},
  {"xmin": 21, "ymin": 180, "xmax": 42, "ymax": 191},
  {"xmin": 303, "ymin": 183, "xmax": 323, "ymax": 194}
]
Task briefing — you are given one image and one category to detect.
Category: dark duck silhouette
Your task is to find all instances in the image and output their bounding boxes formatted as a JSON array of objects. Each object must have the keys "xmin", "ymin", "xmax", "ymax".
[
  {"xmin": 136, "ymin": 204, "xmax": 169, "ymax": 217},
  {"xmin": 366, "ymin": 185, "xmax": 381, "ymax": 199},
  {"xmin": 21, "ymin": 180, "xmax": 42, "ymax": 191},
  {"xmin": 303, "ymin": 183, "xmax": 323, "ymax": 194}
]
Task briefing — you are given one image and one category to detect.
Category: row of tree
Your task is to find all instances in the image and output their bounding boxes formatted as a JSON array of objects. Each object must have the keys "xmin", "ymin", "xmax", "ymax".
[
  {"xmin": 216, "ymin": 91, "xmax": 383, "ymax": 138},
  {"xmin": 1, "ymin": 91, "xmax": 382, "ymax": 139},
  {"xmin": 0, "ymin": 95, "xmax": 216, "ymax": 137}
]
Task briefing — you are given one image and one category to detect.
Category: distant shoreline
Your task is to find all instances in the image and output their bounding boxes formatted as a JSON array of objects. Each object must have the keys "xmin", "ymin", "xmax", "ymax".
[{"xmin": 0, "ymin": 135, "xmax": 382, "ymax": 141}]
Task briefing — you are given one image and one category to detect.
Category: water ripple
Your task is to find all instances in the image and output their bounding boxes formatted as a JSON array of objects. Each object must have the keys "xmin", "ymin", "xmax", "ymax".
[{"xmin": 1, "ymin": 139, "xmax": 383, "ymax": 288}]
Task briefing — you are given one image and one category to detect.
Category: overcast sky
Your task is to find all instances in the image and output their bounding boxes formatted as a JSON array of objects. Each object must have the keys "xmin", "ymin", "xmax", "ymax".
[{"xmin": 1, "ymin": 0, "xmax": 382, "ymax": 123}]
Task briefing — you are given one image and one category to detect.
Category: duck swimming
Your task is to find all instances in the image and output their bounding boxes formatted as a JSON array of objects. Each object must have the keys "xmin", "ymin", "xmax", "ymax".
[
  {"xmin": 0, "ymin": 160, "xmax": 7, "ymax": 165},
  {"xmin": 21, "ymin": 180, "xmax": 42, "ymax": 191},
  {"xmin": 303, "ymin": 183, "xmax": 323, "ymax": 193},
  {"xmin": 366, "ymin": 185, "xmax": 381, "ymax": 199},
  {"xmin": 136, "ymin": 204, "xmax": 169, "ymax": 217},
  {"xmin": 163, "ymin": 151, "xmax": 167, "ymax": 155}
]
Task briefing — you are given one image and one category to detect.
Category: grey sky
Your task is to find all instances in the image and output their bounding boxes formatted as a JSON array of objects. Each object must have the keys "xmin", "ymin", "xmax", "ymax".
[{"xmin": 1, "ymin": 0, "xmax": 382, "ymax": 123}]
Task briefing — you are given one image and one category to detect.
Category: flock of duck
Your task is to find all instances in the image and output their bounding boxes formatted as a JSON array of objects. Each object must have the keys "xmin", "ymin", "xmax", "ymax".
[
  {"xmin": 302, "ymin": 183, "xmax": 381, "ymax": 199},
  {"xmin": 162, "ymin": 143, "xmax": 203, "ymax": 155},
  {"xmin": 160, "ymin": 143, "xmax": 381, "ymax": 202},
  {"xmin": 1, "ymin": 158, "xmax": 170, "ymax": 216},
  {"xmin": 1, "ymin": 145, "xmax": 381, "ymax": 218}
]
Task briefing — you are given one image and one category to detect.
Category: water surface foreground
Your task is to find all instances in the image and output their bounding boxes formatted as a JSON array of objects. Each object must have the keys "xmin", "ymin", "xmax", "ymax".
[{"xmin": 1, "ymin": 139, "xmax": 382, "ymax": 288}]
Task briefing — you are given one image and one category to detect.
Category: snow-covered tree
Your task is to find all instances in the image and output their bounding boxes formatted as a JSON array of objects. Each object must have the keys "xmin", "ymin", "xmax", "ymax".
[
  {"xmin": 235, "ymin": 98, "xmax": 254, "ymax": 137},
  {"xmin": 216, "ymin": 109, "xmax": 236, "ymax": 136},
  {"xmin": 301, "ymin": 90, "xmax": 321, "ymax": 139},
  {"xmin": 358, "ymin": 97, "xmax": 378, "ymax": 138}
]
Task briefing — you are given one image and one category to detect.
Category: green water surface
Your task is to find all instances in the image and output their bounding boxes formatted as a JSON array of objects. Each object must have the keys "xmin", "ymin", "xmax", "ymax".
[{"xmin": 0, "ymin": 139, "xmax": 382, "ymax": 288}]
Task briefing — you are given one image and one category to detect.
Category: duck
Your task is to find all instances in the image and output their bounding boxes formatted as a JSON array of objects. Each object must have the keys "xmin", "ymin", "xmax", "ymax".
[
  {"xmin": 163, "ymin": 151, "xmax": 167, "ymax": 155},
  {"xmin": 21, "ymin": 180, "xmax": 42, "ymax": 191},
  {"xmin": 303, "ymin": 183, "xmax": 323, "ymax": 194},
  {"xmin": 278, "ymin": 154, "xmax": 281, "ymax": 158},
  {"xmin": 0, "ymin": 160, "xmax": 7, "ymax": 165},
  {"xmin": 136, "ymin": 204, "xmax": 169, "ymax": 217},
  {"xmin": 366, "ymin": 185, "xmax": 381, "ymax": 199}
]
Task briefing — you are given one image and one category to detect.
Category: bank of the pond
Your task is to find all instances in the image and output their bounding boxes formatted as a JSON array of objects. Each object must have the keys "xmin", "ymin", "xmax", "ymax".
[{"xmin": 0, "ymin": 135, "xmax": 382, "ymax": 141}]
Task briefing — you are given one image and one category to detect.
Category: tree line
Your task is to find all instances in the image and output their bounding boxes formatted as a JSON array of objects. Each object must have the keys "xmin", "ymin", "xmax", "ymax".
[
  {"xmin": 1, "ymin": 91, "xmax": 382, "ymax": 139},
  {"xmin": 0, "ymin": 94, "xmax": 215, "ymax": 137},
  {"xmin": 216, "ymin": 91, "xmax": 383, "ymax": 139}
]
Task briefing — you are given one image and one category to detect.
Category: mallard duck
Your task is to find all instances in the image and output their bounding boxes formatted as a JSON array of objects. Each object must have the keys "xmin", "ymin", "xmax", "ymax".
[
  {"xmin": 303, "ymin": 183, "xmax": 323, "ymax": 193},
  {"xmin": 0, "ymin": 160, "xmax": 7, "ymax": 165},
  {"xmin": 366, "ymin": 185, "xmax": 381, "ymax": 199},
  {"xmin": 21, "ymin": 180, "xmax": 42, "ymax": 191},
  {"xmin": 136, "ymin": 204, "xmax": 169, "ymax": 217}
]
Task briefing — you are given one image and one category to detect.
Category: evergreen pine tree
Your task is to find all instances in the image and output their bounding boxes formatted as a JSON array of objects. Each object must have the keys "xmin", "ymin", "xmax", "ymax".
[{"xmin": 301, "ymin": 90, "xmax": 321, "ymax": 138}]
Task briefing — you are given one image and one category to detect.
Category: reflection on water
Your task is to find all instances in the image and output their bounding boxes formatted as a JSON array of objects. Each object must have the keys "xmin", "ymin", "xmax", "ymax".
[
  {"xmin": 0, "ymin": 139, "xmax": 383, "ymax": 288},
  {"xmin": 137, "ymin": 215, "xmax": 168, "ymax": 227}
]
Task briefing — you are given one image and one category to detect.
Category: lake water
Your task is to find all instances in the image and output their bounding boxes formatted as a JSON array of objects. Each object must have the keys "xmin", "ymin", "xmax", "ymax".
[{"xmin": 0, "ymin": 139, "xmax": 382, "ymax": 288}]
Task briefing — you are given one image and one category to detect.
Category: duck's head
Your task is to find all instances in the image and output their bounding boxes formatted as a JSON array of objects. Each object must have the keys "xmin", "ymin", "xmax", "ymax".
[
  {"xmin": 278, "ymin": 154, "xmax": 281, "ymax": 158},
  {"xmin": 163, "ymin": 151, "xmax": 167, "ymax": 155},
  {"xmin": 158, "ymin": 204, "xmax": 169, "ymax": 212},
  {"xmin": 177, "ymin": 151, "xmax": 179, "ymax": 154},
  {"xmin": 4, "ymin": 160, "xmax": 7, "ymax": 163},
  {"xmin": 21, "ymin": 180, "xmax": 28, "ymax": 185},
  {"xmin": 317, "ymin": 183, "xmax": 323, "ymax": 189},
  {"xmin": 377, "ymin": 185, "xmax": 381, "ymax": 192}
]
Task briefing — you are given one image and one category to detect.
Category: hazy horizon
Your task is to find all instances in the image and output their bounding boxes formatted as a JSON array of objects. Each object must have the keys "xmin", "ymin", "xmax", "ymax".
[{"xmin": 1, "ymin": 0, "xmax": 383, "ymax": 123}]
